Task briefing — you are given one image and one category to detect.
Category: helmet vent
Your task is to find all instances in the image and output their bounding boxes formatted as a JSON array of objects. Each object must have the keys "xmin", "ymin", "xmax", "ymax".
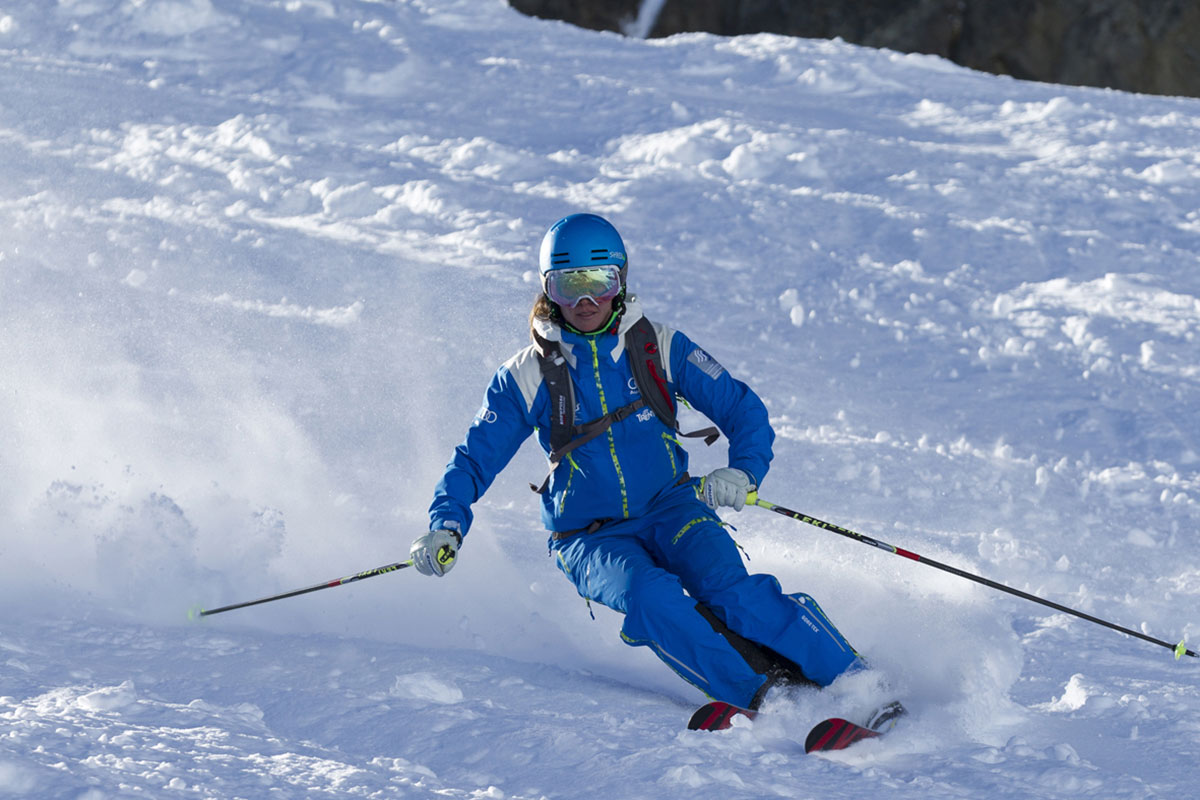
[{"xmin": 538, "ymin": 213, "xmax": 626, "ymax": 274}]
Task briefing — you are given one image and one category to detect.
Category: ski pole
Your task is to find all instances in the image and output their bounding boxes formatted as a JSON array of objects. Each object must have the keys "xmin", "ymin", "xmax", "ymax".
[
  {"xmin": 747, "ymin": 492, "xmax": 1196, "ymax": 660},
  {"xmin": 189, "ymin": 559, "xmax": 414, "ymax": 619}
]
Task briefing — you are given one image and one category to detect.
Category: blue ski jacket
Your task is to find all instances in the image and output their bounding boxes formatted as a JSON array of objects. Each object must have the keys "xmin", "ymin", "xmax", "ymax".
[{"xmin": 428, "ymin": 298, "xmax": 774, "ymax": 537}]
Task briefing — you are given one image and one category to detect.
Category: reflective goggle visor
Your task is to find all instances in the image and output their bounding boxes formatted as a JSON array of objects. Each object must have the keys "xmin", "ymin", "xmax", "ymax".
[{"xmin": 545, "ymin": 266, "xmax": 622, "ymax": 308}]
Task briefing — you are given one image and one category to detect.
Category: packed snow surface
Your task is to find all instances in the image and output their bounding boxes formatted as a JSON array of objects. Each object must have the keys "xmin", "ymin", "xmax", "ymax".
[{"xmin": 2, "ymin": 1, "xmax": 1198, "ymax": 797}]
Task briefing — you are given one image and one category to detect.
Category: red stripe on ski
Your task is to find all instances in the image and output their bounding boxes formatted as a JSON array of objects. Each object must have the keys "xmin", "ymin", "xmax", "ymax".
[
  {"xmin": 687, "ymin": 701, "xmax": 756, "ymax": 731},
  {"xmin": 804, "ymin": 717, "xmax": 881, "ymax": 753}
]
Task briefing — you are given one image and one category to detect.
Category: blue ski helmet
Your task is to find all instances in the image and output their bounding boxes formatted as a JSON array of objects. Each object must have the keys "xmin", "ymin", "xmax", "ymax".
[{"xmin": 538, "ymin": 213, "xmax": 628, "ymax": 288}]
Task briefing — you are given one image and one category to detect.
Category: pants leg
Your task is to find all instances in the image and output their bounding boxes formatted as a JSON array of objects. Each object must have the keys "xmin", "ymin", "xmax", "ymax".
[
  {"xmin": 651, "ymin": 503, "xmax": 863, "ymax": 688},
  {"xmin": 553, "ymin": 525, "xmax": 769, "ymax": 707}
]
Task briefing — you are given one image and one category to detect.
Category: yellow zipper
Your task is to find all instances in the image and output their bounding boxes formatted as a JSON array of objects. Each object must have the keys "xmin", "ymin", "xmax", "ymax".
[
  {"xmin": 588, "ymin": 338, "xmax": 629, "ymax": 518},
  {"xmin": 661, "ymin": 432, "xmax": 677, "ymax": 476},
  {"xmin": 671, "ymin": 517, "xmax": 711, "ymax": 546},
  {"xmin": 557, "ymin": 455, "xmax": 578, "ymax": 515}
]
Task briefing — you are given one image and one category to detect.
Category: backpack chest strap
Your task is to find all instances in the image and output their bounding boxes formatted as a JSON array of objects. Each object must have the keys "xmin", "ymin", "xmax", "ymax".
[
  {"xmin": 528, "ymin": 319, "xmax": 718, "ymax": 496},
  {"xmin": 528, "ymin": 396, "xmax": 647, "ymax": 494}
]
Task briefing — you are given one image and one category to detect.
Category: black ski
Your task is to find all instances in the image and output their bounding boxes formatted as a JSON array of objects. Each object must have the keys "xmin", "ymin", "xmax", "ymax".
[
  {"xmin": 687, "ymin": 700, "xmax": 756, "ymax": 731},
  {"xmin": 688, "ymin": 699, "xmax": 906, "ymax": 752},
  {"xmin": 803, "ymin": 716, "xmax": 880, "ymax": 751},
  {"xmin": 805, "ymin": 699, "xmax": 906, "ymax": 751}
]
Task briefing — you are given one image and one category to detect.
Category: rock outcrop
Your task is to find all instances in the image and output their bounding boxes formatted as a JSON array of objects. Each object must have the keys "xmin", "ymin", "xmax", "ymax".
[{"xmin": 509, "ymin": 0, "xmax": 1200, "ymax": 98}]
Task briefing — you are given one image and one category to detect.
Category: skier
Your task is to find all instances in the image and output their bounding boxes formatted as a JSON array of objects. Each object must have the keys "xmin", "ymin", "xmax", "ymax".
[{"xmin": 411, "ymin": 213, "xmax": 865, "ymax": 712}]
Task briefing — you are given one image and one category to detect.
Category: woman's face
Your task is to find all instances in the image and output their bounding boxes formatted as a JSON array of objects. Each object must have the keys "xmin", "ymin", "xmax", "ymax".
[{"xmin": 560, "ymin": 296, "xmax": 614, "ymax": 333}]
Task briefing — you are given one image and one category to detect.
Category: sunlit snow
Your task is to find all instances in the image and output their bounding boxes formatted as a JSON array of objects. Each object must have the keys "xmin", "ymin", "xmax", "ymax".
[{"xmin": 1, "ymin": 1, "xmax": 1198, "ymax": 797}]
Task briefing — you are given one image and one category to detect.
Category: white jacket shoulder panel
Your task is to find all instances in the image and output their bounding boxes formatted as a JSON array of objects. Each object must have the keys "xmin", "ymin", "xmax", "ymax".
[
  {"xmin": 647, "ymin": 318, "xmax": 677, "ymax": 383},
  {"xmin": 500, "ymin": 344, "xmax": 545, "ymax": 414}
]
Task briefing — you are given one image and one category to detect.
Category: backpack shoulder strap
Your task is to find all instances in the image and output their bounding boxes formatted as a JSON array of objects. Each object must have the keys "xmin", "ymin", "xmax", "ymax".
[
  {"xmin": 532, "ymin": 331, "xmax": 575, "ymax": 454},
  {"xmin": 626, "ymin": 317, "xmax": 719, "ymax": 446},
  {"xmin": 529, "ymin": 328, "xmax": 648, "ymax": 494},
  {"xmin": 625, "ymin": 316, "xmax": 676, "ymax": 428}
]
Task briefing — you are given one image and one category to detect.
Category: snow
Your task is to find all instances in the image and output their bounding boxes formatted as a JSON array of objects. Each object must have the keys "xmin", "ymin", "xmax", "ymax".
[{"xmin": 1, "ymin": 0, "xmax": 1198, "ymax": 796}]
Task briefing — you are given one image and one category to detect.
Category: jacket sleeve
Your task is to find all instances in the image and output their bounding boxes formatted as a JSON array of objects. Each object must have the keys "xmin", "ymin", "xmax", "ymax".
[
  {"xmin": 428, "ymin": 363, "xmax": 537, "ymax": 537},
  {"xmin": 669, "ymin": 330, "xmax": 774, "ymax": 488}
]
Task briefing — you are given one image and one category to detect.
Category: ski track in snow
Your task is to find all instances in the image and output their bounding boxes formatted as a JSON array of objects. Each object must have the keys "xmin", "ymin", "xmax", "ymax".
[{"xmin": 1, "ymin": 0, "xmax": 1198, "ymax": 797}]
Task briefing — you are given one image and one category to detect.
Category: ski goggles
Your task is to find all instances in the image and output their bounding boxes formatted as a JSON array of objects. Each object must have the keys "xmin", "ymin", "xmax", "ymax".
[{"xmin": 544, "ymin": 265, "xmax": 623, "ymax": 308}]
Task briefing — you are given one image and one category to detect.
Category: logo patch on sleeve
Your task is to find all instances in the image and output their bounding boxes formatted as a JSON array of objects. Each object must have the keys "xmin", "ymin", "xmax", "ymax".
[{"xmin": 687, "ymin": 348, "xmax": 726, "ymax": 380}]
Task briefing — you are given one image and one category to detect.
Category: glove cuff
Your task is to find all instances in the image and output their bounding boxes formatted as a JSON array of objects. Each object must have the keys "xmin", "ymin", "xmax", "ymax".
[{"xmin": 431, "ymin": 520, "xmax": 463, "ymax": 546}]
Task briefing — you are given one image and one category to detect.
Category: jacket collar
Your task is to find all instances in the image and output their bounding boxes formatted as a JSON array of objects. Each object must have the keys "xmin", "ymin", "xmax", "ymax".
[{"xmin": 532, "ymin": 296, "xmax": 645, "ymax": 368}]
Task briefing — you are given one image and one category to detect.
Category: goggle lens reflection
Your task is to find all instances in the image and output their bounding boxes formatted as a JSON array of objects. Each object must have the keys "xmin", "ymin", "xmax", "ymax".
[{"xmin": 545, "ymin": 266, "xmax": 622, "ymax": 308}]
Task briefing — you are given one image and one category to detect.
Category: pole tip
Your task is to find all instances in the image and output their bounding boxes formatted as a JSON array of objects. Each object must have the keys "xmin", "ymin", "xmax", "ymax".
[{"xmin": 187, "ymin": 605, "xmax": 206, "ymax": 622}]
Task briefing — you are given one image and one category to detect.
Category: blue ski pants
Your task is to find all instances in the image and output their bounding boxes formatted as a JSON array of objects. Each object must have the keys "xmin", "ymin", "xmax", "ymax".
[{"xmin": 551, "ymin": 493, "xmax": 862, "ymax": 708}]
